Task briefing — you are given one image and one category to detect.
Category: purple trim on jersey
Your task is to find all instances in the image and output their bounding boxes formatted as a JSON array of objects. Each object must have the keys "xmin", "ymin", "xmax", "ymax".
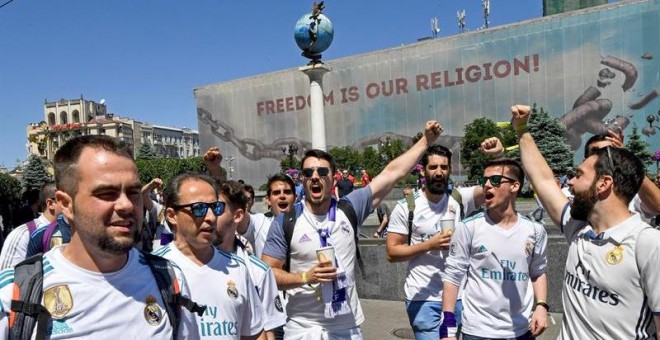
[{"xmin": 261, "ymin": 186, "xmax": 373, "ymax": 261}]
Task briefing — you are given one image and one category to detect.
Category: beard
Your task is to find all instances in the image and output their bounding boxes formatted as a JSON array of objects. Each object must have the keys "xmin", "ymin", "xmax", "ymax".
[
  {"xmin": 570, "ymin": 181, "xmax": 598, "ymax": 221},
  {"xmin": 97, "ymin": 230, "xmax": 137, "ymax": 254},
  {"xmin": 425, "ymin": 174, "xmax": 447, "ymax": 195}
]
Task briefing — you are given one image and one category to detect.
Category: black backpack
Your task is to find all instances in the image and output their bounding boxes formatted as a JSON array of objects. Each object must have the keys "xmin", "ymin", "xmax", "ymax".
[
  {"xmin": 406, "ymin": 189, "xmax": 472, "ymax": 245},
  {"xmin": 278, "ymin": 200, "xmax": 365, "ymax": 277},
  {"xmin": 8, "ymin": 251, "xmax": 206, "ymax": 340}
]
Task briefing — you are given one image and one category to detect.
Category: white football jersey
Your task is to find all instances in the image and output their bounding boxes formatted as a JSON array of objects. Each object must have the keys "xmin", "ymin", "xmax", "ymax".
[
  {"xmin": 0, "ymin": 214, "xmax": 50, "ymax": 270},
  {"xmin": 155, "ymin": 244, "xmax": 264, "ymax": 339},
  {"xmin": 0, "ymin": 246, "xmax": 199, "ymax": 339},
  {"xmin": 387, "ymin": 188, "xmax": 475, "ymax": 301},
  {"xmin": 559, "ymin": 205, "xmax": 660, "ymax": 339},
  {"xmin": 445, "ymin": 212, "xmax": 547, "ymax": 338},
  {"xmin": 235, "ymin": 244, "xmax": 287, "ymax": 331}
]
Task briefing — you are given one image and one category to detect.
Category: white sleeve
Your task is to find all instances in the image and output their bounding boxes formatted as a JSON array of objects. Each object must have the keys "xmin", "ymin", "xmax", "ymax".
[
  {"xmin": 259, "ymin": 268, "xmax": 287, "ymax": 331},
  {"xmin": 0, "ymin": 226, "xmax": 30, "ymax": 270},
  {"xmin": 241, "ymin": 213, "xmax": 257, "ymax": 246},
  {"xmin": 386, "ymin": 202, "xmax": 409, "ymax": 235},
  {"xmin": 0, "ymin": 269, "xmax": 13, "ymax": 338},
  {"xmin": 444, "ymin": 221, "xmax": 472, "ymax": 287},
  {"xmin": 636, "ymin": 228, "xmax": 660, "ymax": 314},
  {"xmin": 173, "ymin": 265, "xmax": 201, "ymax": 339},
  {"xmin": 242, "ymin": 271, "xmax": 264, "ymax": 336},
  {"xmin": 529, "ymin": 224, "xmax": 548, "ymax": 279}
]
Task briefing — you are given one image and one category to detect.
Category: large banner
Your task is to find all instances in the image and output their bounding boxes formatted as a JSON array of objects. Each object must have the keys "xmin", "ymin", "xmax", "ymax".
[{"xmin": 196, "ymin": 0, "xmax": 659, "ymax": 185}]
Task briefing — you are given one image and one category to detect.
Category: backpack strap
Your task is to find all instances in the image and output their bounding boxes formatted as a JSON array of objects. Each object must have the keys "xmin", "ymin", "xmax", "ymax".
[
  {"xmin": 142, "ymin": 252, "xmax": 206, "ymax": 339},
  {"xmin": 9, "ymin": 254, "xmax": 50, "ymax": 340},
  {"xmin": 449, "ymin": 189, "xmax": 465, "ymax": 220},
  {"xmin": 405, "ymin": 194, "xmax": 416, "ymax": 245},
  {"xmin": 337, "ymin": 200, "xmax": 366, "ymax": 278},
  {"xmin": 40, "ymin": 221, "xmax": 59, "ymax": 253},
  {"xmin": 26, "ymin": 220, "xmax": 37, "ymax": 235},
  {"xmin": 281, "ymin": 206, "xmax": 301, "ymax": 273}
]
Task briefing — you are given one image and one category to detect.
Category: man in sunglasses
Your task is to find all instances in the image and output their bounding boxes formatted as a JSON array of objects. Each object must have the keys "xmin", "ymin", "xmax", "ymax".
[
  {"xmin": 385, "ymin": 144, "xmax": 488, "ymax": 339},
  {"xmin": 512, "ymin": 104, "xmax": 660, "ymax": 339},
  {"xmin": 262, "ymin": 121, "xmax": 443, "ymax": 339},
  {"xmin": 154, "ymin": 173, "xmax": 264, "ymax": 339},
  {"xmin": 215, "ymin": 180, "xmax": 286, "ymax": 340},
  {"xmin": 440, "ymin": 155, "xmax": 549, "ymax": 340},
  {"xmin": 0, "ymin": 135, "xmax": 199, "ymax": 338}
]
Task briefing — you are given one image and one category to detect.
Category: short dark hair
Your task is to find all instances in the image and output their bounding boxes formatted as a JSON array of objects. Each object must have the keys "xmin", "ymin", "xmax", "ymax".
[
  {"xmin": 243, "ymin": 184, "xmax": 255, "ymax": 199},
  {"xmin": 38, "ymin": 181, "xmax": 57, "ymax": 211},
  {"xmin": 219, "ymin": 180, "xmax": 249, "ymax": 211},
  {"xmin": 54, "ymin": 135, "xmax": 133, "ymax": 196},
  {"xmin": 300, "ymin": 149, "xmax": 337, "ymax": 175},
  {"xmin": 421, "ymin": 145, "xmax": 452, "ymax": 168},
  {"xmin": 164, "ymin": 172, "xmax": 218, "ymax": 208},
  {"xmin": 267, "ymin": 173, "xmax": 295, "ymax": 197},
  {"xmin": 584, "ymin": 133, "xmax": 610, "ymax": 159},
  {"xmin": 484, "ymin": 158, "xmax": 525, "ymax": 189},
  {"xmin": 591, "ymin": 147, "xmax": 643, "ymax": 204}
]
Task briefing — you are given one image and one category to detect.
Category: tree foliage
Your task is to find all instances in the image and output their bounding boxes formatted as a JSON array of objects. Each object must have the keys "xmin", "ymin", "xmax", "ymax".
[
  {"xmin": 22, "ymin": 155, "xmax": 52, "ymax": 193},
  {"xmin": 625, "ymin": 124, "xmax": 652, "ymax": 170},
  {"xmin": 136, "ymin": 143, "xmax": 157, "ymax": 160},
  {"xmin": 135, "ymin": 157, "xmax": 216, "ymax": 189},
  {"xmin": 460, "ymin": 118, "xmax": 503, "ymax": 180},
  {"xmin": 507, "ymin": 105, "xmax": 574, "ymax": 175},
  {"xmin": 0, "ymin": 172, "xmax": 22, "ymax": 204},
  {"xmin": 328, "ymin": 146, "xmax": 362, "ymax": 173}
]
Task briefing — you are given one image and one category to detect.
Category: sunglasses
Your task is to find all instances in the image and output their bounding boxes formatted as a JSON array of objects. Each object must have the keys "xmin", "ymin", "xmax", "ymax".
[
  {"xmin": 302, "ymin": 167, "xmax": 330, "ymax": 177},
  {"xmin": 172, "ymin": 201, "xmax": 225, "ymax": 217},
  {"xmin": 587, "ymin": 146, "xmax": 615, "ymax": 176},
  {"xmin": 478, "ymin": 175, "xmax": 517, "ymax": 187}
]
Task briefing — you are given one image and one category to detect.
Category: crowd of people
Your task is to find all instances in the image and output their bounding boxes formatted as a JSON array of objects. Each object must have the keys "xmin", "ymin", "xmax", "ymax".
[{"xmin": 0, "ymin": 107, "xmax": 658, "ymax": 339}]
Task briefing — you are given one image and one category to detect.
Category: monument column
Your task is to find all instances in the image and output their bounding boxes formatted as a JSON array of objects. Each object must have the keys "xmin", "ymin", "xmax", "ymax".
[{"xmin": 299, "ymin": 64, "xmax": 330, "ymax": 151}]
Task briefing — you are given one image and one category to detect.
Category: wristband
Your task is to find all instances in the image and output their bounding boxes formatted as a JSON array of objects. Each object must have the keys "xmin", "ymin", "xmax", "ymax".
[
  {"xmin": 302, "ymin": 272, "xmax": 308, "ymax": 284},
  {"xmin": 504, "ymin": 144, "xmax": 519, "ymax": 151},
  {"xmin": 439, "ymin": 311, "xmax": 457, "ymax": 338},
  {"xmin": 534, "ymin": 301, "xmax": 550, "ymax": 311}
]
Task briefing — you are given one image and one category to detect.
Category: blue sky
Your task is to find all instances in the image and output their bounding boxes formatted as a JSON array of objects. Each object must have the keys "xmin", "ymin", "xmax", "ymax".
[{"xmin": 0, "ymin": 0, "xmax": 543, "ymax": 168}]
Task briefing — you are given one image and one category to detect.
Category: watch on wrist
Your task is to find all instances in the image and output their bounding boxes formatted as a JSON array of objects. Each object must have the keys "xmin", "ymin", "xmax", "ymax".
[{"xmin": 534, "ymin": 301, "xmax": 550, "ymax": 311}]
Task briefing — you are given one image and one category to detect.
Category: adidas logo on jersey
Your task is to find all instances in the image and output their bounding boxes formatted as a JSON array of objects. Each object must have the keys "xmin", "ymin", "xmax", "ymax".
[
  {"xmin": 299, "ymin": 234, "xmax": 312, "ymax": 243},
  {"xmin": 476, "ymin": 245, "xmax": 488, "ymax": 254}
]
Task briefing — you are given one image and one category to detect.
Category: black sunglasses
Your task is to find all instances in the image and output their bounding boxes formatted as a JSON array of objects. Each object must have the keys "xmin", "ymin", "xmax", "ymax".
[
  {"xmin": 587, "ymin": 146, "xmax": 616, "ymax": 176},
  {"xmin": 172, "ymin": 201, "xmax": 225, "ymax": 217},
  {"xmin": 478, "ymin": 175, "xmax": 517, "ymax": 187},
  {"xmin": 302, "ymin": 167, "xmax": 330, "ymax": 177}
]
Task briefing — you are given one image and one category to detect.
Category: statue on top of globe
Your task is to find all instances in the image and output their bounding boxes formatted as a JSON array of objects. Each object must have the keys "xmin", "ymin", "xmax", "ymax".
[{"xmin": 294, "ymin": 1, "xmax": 334, "ymax": 65}]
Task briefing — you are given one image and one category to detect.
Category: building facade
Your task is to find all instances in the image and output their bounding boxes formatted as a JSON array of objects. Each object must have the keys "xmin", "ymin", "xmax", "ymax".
[{"xmin": 26, "ymin": 96, "xmax": 200, "ymax": 160}]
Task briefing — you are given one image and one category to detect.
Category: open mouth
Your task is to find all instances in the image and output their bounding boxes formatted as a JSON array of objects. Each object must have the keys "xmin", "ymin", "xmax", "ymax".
[
  {"xmin": 484, "ymin": 191, "xmax": 495, "ymax": 203},
  {"xmin": 277, "ymin": 202, "xmax": 289, "ymax": 210},
  {"xmin": 310, "ymin": 183, "xmax": 323, "ymax": 195}
]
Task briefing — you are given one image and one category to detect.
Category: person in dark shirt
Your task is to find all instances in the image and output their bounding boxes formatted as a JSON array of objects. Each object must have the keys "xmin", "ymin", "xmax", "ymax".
[{"xmin": 335, "ymin": 170, "xmax": 354, "ymax": 198}]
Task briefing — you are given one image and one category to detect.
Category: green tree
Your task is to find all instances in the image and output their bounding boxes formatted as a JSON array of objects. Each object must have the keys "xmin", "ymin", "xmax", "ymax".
[
  {"xmin": 378, "ymin": 138, "xmax": 406, "ymax": 165},
  {"xmin": 136, "ymin": 143, "xmax": 157, "ymax": 160},
  {"xmin": 0, "ymin": 172, "xmax": 22, "ymax": 204},
  {"xmin": 135, "ymin": 157, "xmax": 210, "ymax": 189},
  {"xmin": 328, "ymin": 146, "xmax": 361, "ymax": 173},
  {"xmin": 507, "ymin": 105, "xmax": 574, "ymax": 175},
  {"xmin": 625, "ymin": 124, "xmax": 653, "ymax": 170},
  {"xmin": 280, "ymin": 157, "xmax": 300, "ymax": 171},
  {"xmin": 22, "ymin": 155, "xmax": 51, "ymax": 192},
  {"xmin": 460, "ymin": 118, "xmax": 502, "ymax": 181},
  {"xmin": 359, "ymin": 146, "xmax": 383, "ymax": 179}
]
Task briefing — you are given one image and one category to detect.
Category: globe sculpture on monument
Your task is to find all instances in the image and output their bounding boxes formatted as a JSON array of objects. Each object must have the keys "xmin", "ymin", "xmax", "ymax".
[{"xmin": 294, "ymin": 1, "xmax": 333, "ymax": 65}]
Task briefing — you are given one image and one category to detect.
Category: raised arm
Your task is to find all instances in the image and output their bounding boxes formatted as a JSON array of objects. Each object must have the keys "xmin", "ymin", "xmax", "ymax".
[
  {"xmin": 368, "ymin": 121, "xmax": 442, "ymax": 207},
  {"xmin": 141, "ymin": 178, "xmax": 163, "ymax": 211},
  {"xmin": 512, "ymin": 105, "xmax": 569, "ymax": 226},
  {"xmin": 203, "ymin": 147, "xmax": 225, "ymax": 183}
]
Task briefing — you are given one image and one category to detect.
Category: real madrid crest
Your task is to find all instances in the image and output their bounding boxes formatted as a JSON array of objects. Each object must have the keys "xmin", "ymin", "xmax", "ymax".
[
  {"xmin": 143, "ymin": 295, "xmax": 163, "ymax": 326},
  {"xmin": 227, "ymin": 280, "xmax": 239, "ymax": 299},
  {"xmin": 524, "ymin": 241, "xmax": 533, "ymax": 257},
  {"xmin": 606, "ymin": 246, "xmax": 624, "ymax": 265},
  {"xmin": 44, "ymin": 285, "xmax": 73, "ymax": 319}
]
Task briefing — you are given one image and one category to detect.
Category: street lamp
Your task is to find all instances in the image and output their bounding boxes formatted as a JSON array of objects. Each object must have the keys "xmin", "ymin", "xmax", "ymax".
[{"xmin": 647, "ymin": 114, "xmax": 656, "ymax": 128}]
